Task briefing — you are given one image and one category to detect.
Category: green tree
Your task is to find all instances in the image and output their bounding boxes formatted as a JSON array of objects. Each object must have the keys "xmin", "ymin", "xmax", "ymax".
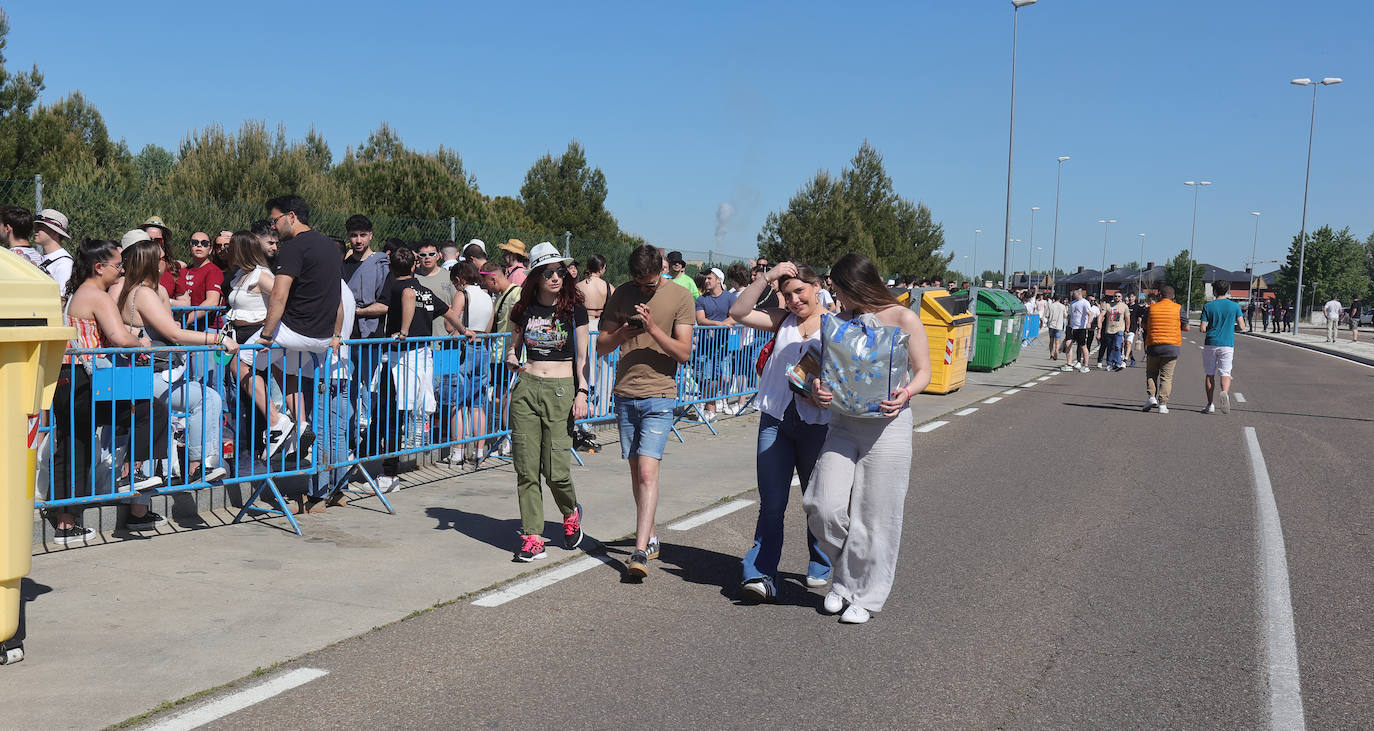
[
  {"xmin": 331, "ymin": 123, "xmax": 485, "ymax": 224},
  {"xmin": 1274, "ymin": 226, "xmax": 1369, "ymax": 307},
  {"xmin": 0, "ymin": 9, "xmax": 44, "ymax": 177},
  {"xmin": 978, "ymin": 270, "xmax": 1001, "ymax": 286},
  {"xmin": 519, "ymin": 140, "xmax": 619, "ymax": 241},
  {"xmin": 891, "ymin": 198, "xmax": 949, "ymax": 279},
  {"xmin": 484, "ymin": 195, "xmax": 538, "ymax": 232},
  {"xmin": 1163, "ymin": 249, "xmax": 1205, "ymax": 309},
  {"xmin": 134, "ymin": 143, "xmax": 175, "ymax": 189},
  {"xmin": 757, "ymin": 171, "xmax": 875, "ymax": 268}
]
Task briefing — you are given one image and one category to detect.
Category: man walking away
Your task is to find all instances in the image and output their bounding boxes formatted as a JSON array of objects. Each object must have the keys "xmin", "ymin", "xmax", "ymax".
[
  {"xmin": 1142, "ymin": 287, "xmax": 1186, "ymax": 414},
  {"xmin": 1200, "ymin": 280, "xmax": 1245, "ymax": 414},
  {"xmin": 1062, "ymin": 289, "xmax": 1091, "ymax": 373},
  {"xmin": 1351, "ymin": 299, "xmax": 1362, "ymax": 343},
  {"xmin": 1323, "ymin": 295, "xmax": 1342, "ymax": 343},
  {"xmin": 1045, "ymin": 293, "xmax": 1067, "ymax": 360},
  {"xmin": 597, "ymin": 245, "xmax": 695, "ymax": 580}
]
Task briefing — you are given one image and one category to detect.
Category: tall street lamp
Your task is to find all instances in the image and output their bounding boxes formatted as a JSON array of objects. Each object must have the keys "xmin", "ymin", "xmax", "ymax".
[
  {"xmin": 1137, "ymin": 232, "xmax": 1146, "ymax": 292},
  {"xmin": 1009, "ymin": 239, "xmax": 1022, "ymax": 287},
  {"xmin": 1290, "ymin": 76, "xmax": 1342, "ymax": 333},
  {"xmin": 1027, "ymin": 206, "xmax": 1039, "ymax": 283},
  {"xmin": 1034, "ymin": 246, "xmax": 1044, "ymax": 290},
  {"xmin": 1002, "ymin": 0, "xmax": 1038, "ymax": 293},
  {"xmin": 973, "ymin": 228, "xmax": 982, "ymax": 283},
  {"xmin": 1097, "ymin": 219, "xmax": 1117, "ymax": 297},
  {"xmin": 1050, "ymin": 155, "xmax": 1069, "ymax": 292},
  {"xmin": 1248, "ymin": 211, "xmax": 1261, "ymax": 305},
  {"xmin": 1183, "ymin": 180, "xmax": 1212, "ymax": 320}
]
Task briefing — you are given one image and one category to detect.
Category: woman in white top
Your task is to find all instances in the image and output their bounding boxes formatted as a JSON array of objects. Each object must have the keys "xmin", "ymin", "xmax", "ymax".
[
  {"xmin": 443, "ymin": 259, "xmax": 493, "ymax": 466},
  {"xmin": 223, "ymin": 230, "xmax": 289, "ymax": 440},
  {"xmin": 727, "ymin": 261, "xmax": 833, "ymax": 601}
]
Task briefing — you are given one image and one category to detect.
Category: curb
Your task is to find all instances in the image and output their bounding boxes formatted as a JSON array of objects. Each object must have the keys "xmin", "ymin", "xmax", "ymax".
[{"xmin": 1242, "ymin": 331, "xmax": 1374, "ymax": 368}]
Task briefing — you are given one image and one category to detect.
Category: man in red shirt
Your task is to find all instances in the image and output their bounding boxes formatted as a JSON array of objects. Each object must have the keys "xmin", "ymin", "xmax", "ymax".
[{"xmin": 173, "ymin": 231, "xmax": 225, "ymax": 328}]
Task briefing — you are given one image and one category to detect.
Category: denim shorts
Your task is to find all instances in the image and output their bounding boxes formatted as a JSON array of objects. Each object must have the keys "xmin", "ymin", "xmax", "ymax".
[{"xmin": 615, "ymin": 396, "xmax": 676, "ymax": 460}]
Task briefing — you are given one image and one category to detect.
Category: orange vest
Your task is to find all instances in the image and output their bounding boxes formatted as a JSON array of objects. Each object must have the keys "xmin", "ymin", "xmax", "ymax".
[{"xmin": 1146, "ymin": 299, "xmax": 1183, "ymax": 346}]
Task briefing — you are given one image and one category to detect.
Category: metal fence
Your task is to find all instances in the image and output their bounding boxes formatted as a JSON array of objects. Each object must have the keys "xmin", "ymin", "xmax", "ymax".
[{"xmin": 34, "ymin": 312, "xmax": 763, "ymax": 537}]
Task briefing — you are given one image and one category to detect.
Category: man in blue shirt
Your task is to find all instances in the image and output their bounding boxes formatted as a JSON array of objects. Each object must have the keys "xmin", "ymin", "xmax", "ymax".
[
  {"xmin": 694, "ymin": 267, "xmax": 736, "ymax": 420},
  {"xmin": 1200, "ymin": 280, "xmax": 1245, "ymax": 414}
]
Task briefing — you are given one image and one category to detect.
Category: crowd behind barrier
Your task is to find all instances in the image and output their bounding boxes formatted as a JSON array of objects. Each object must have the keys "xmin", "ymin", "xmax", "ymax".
[{"xmin": 34, "ymin": 307, "xmax": 766, "ymax": 528}]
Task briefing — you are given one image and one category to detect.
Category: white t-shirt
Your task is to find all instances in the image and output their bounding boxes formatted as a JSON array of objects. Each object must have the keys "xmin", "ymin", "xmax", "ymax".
[
  {"xmin": 817, "ymin": 289, "xmax": 835, "ymax": 310},
  {"xmin": 1324, "ymin": 299, "xmax": 1342, "ymax": 319},
  {"xmin": 1068, "ymin": 299, "xmax": 1091, "ymax": 329},
  {"xmin": 40, "ymin": 250, "xmax": 73, "ymax": 294},
  {"xmin": 1088, "ymin": 305, "xmax": 1101, "ymax": 326}
]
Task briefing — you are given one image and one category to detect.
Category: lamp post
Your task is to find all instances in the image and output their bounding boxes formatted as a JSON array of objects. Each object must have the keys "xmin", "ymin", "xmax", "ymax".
[
  {"xmin": 1183, "ymin": 180, "xmax": 1212, "ymax": 321},
  {"xmin": 1097, "ymin": 219, "xmax": 1117, "ymax": 297},
  {"xmin": 1027, "ymin": 206, "xmax": 1039, "ymax": 284},
  {"xmin": 1050, "ymin": 156, "xmax": 1069, "ymax": 293},
  {"xmin": 973, "ymin": 228, "xmax": 982, "ymax": 284},
  {"xmin": 1034, "ymin": 246, "xmax": 1043, "ymax": 291},
  {"xmin": 1009, "ymin": 239, "xmax": 1022, "ymax": 288},
  {"xmin": 1137, "ymin": 233, "xmax": 1146, "ymax": 292},
  {"xmin": 1290, "ymin": 76, "xmax": 1342, "ymax": 333},
  {"xmin": 1248, "ymin": 211, "xmax": 1261, "ymax": 305},
  {"xmin": 1002, "ymin": 0, "xmax": 1038, "ymax": 294}
]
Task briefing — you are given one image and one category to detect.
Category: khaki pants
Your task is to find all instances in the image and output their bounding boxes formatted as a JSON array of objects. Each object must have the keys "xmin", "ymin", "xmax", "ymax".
[
  {"xmin": 510, "ymin": 375, "xmax": 578, "ymax": 536},
  {"xmin": 1326, "ymin": 318, "xmax": 1338, "ymax": 341},
  {"xmin": 1145, "ymin": 355, "xmax": 1177, "ymax": 404}
]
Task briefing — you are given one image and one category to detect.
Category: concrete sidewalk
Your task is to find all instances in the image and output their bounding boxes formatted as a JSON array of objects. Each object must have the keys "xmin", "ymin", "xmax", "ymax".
[
  {"xmin": 1242, "ymin": 328, "xmax": 1374, "ymax": 366},
  {"xmin": 2, "ymin": 354, "xmax": 1060, "ymax": 730}
]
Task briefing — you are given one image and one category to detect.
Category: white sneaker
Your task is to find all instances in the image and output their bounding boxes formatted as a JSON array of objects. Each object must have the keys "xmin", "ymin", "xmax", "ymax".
[
  {"xmin": 261, "ymin": 416, "xmax": 295, "ymax": 461},
  {"xmin": 805, "ymin": 575, "xmax": 830, "ymax": 588},
  {"xmin": 1060, "ymin": 364, "xmax": 1075, "ymax": 372},
  {"xmin": 839, "ymin": 604, "xmax": 871, "ymax": 624},
  {"xmin": 823, "ymin": 591, "xmax": 845, "ymax": 615},
  {"xmin": 376, "ymin": 476, "xmax": 402, "ymax": 493},
  {"xmin": 1218, "ymin": 391, "xmax": 1230, "ymax": 414},
  {"xmin": 1077, "ymin": 364, "xmax": 1090, "ymax": 373},
  {"xmin": 1141, "ymin": 396, "xmax": 1158, "ymax": 412},
  {"xmin": 703, "ymin": 410, "xmax": 717, "ymax": 423},
  {"xmin": 1157, "ymin": 404, "xmax": 1169, "ymax": 414},
  {"xmin": 1097, "ymin": 362, "xmax": 1106, "ymax": 370},
  {"xmin": 1203, "ymin": 404, "xmax": 1215, "ymax": 414}
]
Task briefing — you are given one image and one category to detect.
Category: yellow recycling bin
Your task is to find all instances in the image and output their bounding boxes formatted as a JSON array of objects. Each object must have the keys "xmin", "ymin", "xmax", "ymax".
[
  {"xmin": 916, "ymin": 289, "xmax": 975, "ymax": 394},
  {"xmin": 0, "ymin": 248, "xmax": 73, "ymax": 665}
]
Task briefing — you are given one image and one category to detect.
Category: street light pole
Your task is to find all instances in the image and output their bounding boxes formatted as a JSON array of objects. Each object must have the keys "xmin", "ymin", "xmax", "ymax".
[
  {"xmin": 1137, "ymin": 232, "xmax": 1146, "ymax": 292},
  {"xmin": 1248, "ymin": 211, "xmax": 1261, "ymax": 305},
  {"xmin": 1009, "ymin": 239, "xmax": 1022, "ymax": 287},
  {"xmin": 1050, "ymin": 155, "xmax": 1069, "ymax": 294},
  {"xmin": 1183, "ymin": 180, "xmax": 1212, "ymax": 321},
  {"xmin": 1027, "ymin": 206, "xmax": 1039, "ymax": 286},
  {"xmin": 1097, "ymin": 219, "xmax": 1117, "ymax": 297},
  {"xmin": 1290, "ymin": 76, "xmax": 1342, "ymax": 333},
  {"xmin": 1002, "ymin": 0, "xmax": 1038, "ymax": 292},
  {"xmin": 973, "ymin": 228, "xmax": 982, "ymax": 284}
]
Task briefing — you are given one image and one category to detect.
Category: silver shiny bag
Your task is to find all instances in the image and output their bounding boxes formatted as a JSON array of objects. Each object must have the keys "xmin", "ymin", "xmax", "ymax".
[{"xmin": 820, "ymin": 312, "xmax": 911, "ymax": 417}]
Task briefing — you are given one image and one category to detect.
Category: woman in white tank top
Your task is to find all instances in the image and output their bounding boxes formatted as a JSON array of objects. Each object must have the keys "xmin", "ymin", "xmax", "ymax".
[
  {"xmin": 224, "ymin": 232, "xmax": 288, "ymax": 437},
  {"xmin": 726, "ymin": 261, "xmax": 832, "ymax": 602}
]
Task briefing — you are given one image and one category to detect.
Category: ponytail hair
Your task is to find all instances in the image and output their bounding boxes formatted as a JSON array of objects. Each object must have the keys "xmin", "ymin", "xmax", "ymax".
[{"xmin": 68, "ymin": 238, "xmax": 120, "ymax": 300}]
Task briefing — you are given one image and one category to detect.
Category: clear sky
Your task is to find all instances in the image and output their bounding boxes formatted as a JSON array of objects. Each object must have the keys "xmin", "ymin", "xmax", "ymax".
[{"xmin": 6, "ymin": 0, "xmax": 1371, "ymax": 274}]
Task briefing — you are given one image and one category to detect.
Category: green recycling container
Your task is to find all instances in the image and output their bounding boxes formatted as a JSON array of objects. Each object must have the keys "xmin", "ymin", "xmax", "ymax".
[
  {"xmin": 960, "ymin": 288, "xmax": 1013, "ymax": 372},
  {"xmin": 1000, "ymin": 291, "xmax": 1026, "ymax": 365}
]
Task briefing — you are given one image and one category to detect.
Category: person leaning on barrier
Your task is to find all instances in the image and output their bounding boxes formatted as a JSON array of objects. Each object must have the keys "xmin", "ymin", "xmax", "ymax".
[
  {"xmin": 223, "ymin": 231, "xmax": 291, "ymax": 452},
  {"xmin": 441, "ymin": 259, "xmax": 493, "ymax": 467},
  {"xmin": 48, "ymin": 240, "xmax": 172, "ymax": 545},
  {"xmin": 504, "ymin": 242, "xmax": 591, "ymax": 562},
  {"xmin": 693, "ymin": 266, "xmax": 736, "ymax": 421}
]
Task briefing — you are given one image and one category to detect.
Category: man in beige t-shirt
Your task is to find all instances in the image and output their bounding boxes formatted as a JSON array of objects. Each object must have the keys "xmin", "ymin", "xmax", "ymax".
[
  {"xmin": 1101, "ymin": 293, "xmax": 1131, "ymax": 371},
  {"xmin": 597, "ymin": 245, "xmax": 695, "ymax": 580}
]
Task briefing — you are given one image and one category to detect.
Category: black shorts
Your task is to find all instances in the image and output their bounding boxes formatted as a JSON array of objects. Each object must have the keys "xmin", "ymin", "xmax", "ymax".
[{"xmin": 1069, "ymin": 328, "xmax": 1089, "ymax": 346}]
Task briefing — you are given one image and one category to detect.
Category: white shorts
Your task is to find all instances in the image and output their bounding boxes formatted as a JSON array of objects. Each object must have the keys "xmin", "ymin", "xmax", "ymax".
[
  {"xmin": 1202, "ymin": 345, "xmax": 1234, "ymax": 377},
  {"xmin": 1124, "ymin": 332, "xmax": 1136, "ymax": 343},
  {"xmin": 244, "ymin": 323, "xmax": 332, "ymax": 376}
]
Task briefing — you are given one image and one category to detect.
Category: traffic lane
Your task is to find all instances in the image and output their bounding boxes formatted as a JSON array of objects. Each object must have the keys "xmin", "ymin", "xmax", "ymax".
[
  {"xmin": 1220, "ymin": 337, "xmax": 1374, "ymax": 728},
  {"xmin": 190, "ymin": 359, "xmax": 1264, "ymax": 729}
]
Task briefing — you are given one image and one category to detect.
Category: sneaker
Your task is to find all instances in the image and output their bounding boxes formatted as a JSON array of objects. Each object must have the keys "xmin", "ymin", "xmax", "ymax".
[
  {"xmin": 52, "ymin": 524, "xmax": 93, "ymax": 546},
  {"xmin": 293, "ymin": 425, "xmax": 316, "ymax": 460},
  {"xmin": 1110, "ymin": 366, "xmax": 1124, "ymax": 372},
  {"xmin": 514, "ymin": 533, "xmax": 547, "ymax": 563},
  {"xmin": 806, "ymin": 574, "xmax": 830, "ymax": 588},
  {"xmin": 702, "ymin": 410, "xmax": 717, "ymax": 423},
  {"xmin": 1076, "ymin": 364, "xmax": 1090, "ymax": 373},
  {"xmin": 741, "ymin": 577, "xmax": 776, "ymax": 601},
  {"xmin": 1059, "ymin": 364, "xmax": 1075, "ymax": 372},
  {"xmin": 1141, "ymin": 396, "xmax": 1158, "ymax": 412},
  {"xmin": 132, "ymin": 474, "xmax": 163, "ymax": 492},
  {"xmin": 1097, "ymin": 362, "xmax": 1106, "ymax": 370},
  {"xmin": 1218, "ymin": 391, "xmax": 1230, "ymax": 414},
  {"xmin": 839, "ymin": 604, "xmax": 872, "ymax": 624},
  {"xmin": 563, "ymin": 504, "xmax": 584, "ymax": 550},
  {"xmin": 645, "ymin": 536, "xmax": 661, "ymax": 561},
  {"xmin": 190, "ymin": 463, "xmax": 228, "ymax": 484},
  {"xmin": 822, "ymin": 591, "xmax": 846, "ymax": 615},
  {"xmin": 626, "ymin": 549, "xmax": 649, "ymax": 578},
  {"xmin": 1203, "ymin": 404, "xmax": 1215, "ymax": 414},
  {"xmin": 1157, "ymin": 404, "xmax": 1169, "ymax": 414},
  {"xmin": 376, "ymin": 476, "xmax": 402, "ymax": 494},
  {"xmin": 442, "ymin": 450, "xmax": 466, "ymax": 466},
  {"xmin": 261, "ymin": 416, "xmax": 294, "ymax": 461},
  {"xmin": 126, "ymin": 511, "xmax": 167, "ymax": 531}
]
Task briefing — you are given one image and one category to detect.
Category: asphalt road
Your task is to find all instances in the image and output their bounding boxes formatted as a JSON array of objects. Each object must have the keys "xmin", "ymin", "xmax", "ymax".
[{"xmin": 143, "ymin": 335, "xmax": 1374, "ymax": 730}]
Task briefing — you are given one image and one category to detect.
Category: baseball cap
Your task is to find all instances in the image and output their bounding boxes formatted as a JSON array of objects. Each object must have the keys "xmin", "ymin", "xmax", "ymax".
[{"xmin": 120, "ymin": 229, "xmax": 152, "ymax": 250}]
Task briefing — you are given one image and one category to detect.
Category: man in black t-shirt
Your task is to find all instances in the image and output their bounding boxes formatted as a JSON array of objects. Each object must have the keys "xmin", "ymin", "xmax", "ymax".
[{"xmin": 251, "ymin": 195, "xmax": 344, "ymax": 460}]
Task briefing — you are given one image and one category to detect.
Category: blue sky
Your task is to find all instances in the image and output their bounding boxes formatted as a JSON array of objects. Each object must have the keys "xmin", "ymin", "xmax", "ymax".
[{"xmin": 7, "ymin": 1, "xmax": 1372, "ymax": 275}]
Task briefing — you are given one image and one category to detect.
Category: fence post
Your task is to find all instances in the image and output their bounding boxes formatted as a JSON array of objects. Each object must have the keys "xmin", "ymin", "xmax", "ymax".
[
  {"xmin": 449, "ymin": 217, "xmax": 456, "ymax": 241},
  {"xmin": 34, "ymin": 174, "xmax": 42, "ymax": 211}
]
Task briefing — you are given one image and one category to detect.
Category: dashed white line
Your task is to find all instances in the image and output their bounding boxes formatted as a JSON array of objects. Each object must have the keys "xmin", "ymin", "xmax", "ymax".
[
  {"xmin": 1019, "ymin": 382, "xmax": 1038, "ymax": 388},
  {"xmin": 1235, "ymin": 392, "xmax": 1247, "ymax": 403},
  {"xmin": 666, "ymin": 499, "xmax": 755, "ymax": 531},
  {"xmin": 1003, "ymin": 388, "xmax": 1021, "ymax": 395},
  {"xmin": 473, "ymin": 554, "xmax": 619, "ymax": 607},
  {"xmin": 915, "ymin": 420, "xmax": 948, "ymax": 433},
  {"xmin": 1243, "ymin": 427, "xmax": 1305, "ymax": 730},
  {"xmin": 982, "ymin": 397, "xmax": 1002, "ymax": 404},
  {"xmin": 954, "ymin": 407, "xmax": 979, "ymax": 416},
  {"xmin": 144, "ymin": 668, "xmax": 329, "ymax": 730},
  {"xmin": 1037, "ymin": 376, "xmax": 1052, "ymax": 381}
]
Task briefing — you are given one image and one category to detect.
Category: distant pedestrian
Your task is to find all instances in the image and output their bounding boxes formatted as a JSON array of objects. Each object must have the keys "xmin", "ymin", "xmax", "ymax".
[
  {"xmin": 1323, "ymin": 295, "xmax": 1342, "ymax": 342},
  {"xmin": 1261, "ymin": 299, "xmax": 1271, "ymax": 332},
  {"xmin": 1102, "ymin": 293, "xmax": 1129, "ymax": 371},
  {"xmin": 1200, "ymin": 280, "xmax": 1245, "ymax": 414},
  {"xmin": 1062, "ymin": 289, "xmax": 1091, "ymax": 373},
  {"xmin": 1045, "ymin": 293, "xmax": 1067, "ymax": 360},
  {"xmin": 804, "ymin": 253, "xmax": 932, "ymax": 624},
  {"xmin": 1142, "ymin": 286, "xmax": 1186, "ymax": 414},
  {"xmin": 1350, "ymin": 299, "xmax": 1361, "ymax": 342},
  {"xmin": 1245, "ymin": 299, "xmax": 1256, "ymax": 331}
]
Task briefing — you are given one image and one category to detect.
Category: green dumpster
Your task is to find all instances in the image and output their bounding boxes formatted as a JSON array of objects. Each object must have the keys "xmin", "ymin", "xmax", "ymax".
[
  {"xmin": 960, "ymin": 288, "xmax": 1012, "ymax": 372},
  {"xmin": 1000, "ymin": 291, "xmax": 1026, "ymax": 365}
]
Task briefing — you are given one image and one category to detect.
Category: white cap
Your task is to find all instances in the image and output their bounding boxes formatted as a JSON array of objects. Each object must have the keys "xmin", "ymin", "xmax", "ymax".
[{"xmin": 120, "ymin": 229, "xmax": 152, "ymax": 250}]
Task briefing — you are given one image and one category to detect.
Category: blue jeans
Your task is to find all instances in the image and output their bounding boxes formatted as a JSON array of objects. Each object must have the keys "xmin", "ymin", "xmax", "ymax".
[
  {"xmin": 615, "ymin": 396, "xmax": 675, "ymax": 460},
  {"xmin": 152, "ymin": 372, "xmax": 223, "ymax": 463},
  {"xmin": 741, "ymin": 401, "xmax": 832, "ymax": 584},
  {"xmin": 309, "ymin": 380, "xmax": 353, "ymax": 499},
  {"xmin": 1106, "ymin": 332, "xmax": 1124, "ymax": 368}
]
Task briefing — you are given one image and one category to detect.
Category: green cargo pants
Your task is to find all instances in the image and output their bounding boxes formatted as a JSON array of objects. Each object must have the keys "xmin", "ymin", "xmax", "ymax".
[{"xmin": 510, "ymin": 375, "xmax": 579, "ymax": 536}]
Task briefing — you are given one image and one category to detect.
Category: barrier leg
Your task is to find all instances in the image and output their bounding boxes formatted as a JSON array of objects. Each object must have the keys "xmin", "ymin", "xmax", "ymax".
[
  {"xmin": 345, "ymin": 462, "xmax": 395, "ymax": 515},
  {"xmin": 233, "ymin": 477, "xmax": 302, "ymax": 536}
]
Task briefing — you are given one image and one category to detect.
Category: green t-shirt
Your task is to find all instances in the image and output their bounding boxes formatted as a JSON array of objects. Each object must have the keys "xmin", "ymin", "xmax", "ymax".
[{"xmin": 671, "ymin": 272, "xmax": 700, "ymax": 299}]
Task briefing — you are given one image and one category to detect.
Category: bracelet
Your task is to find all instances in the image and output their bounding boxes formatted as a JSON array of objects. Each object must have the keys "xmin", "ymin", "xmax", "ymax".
[{"xmin": 576, "ymin": 387, "xmax": 589, "ymax": 395}]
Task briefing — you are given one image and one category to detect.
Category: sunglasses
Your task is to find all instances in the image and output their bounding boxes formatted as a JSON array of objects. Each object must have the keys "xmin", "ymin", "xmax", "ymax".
[
  {"xmin": 537, "ymin": 267, "xmax": 568, "ymax": 280},
  {"xmin": 190, "ymin": 239, "xmax": 212, "ymax": 247},
  {"xmin": 417, "ymin": 251, "xmax": 440, "ymax": 258}
]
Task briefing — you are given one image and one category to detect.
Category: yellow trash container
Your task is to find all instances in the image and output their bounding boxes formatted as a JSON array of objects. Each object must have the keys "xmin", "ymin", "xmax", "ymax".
[
  {"xmin": 0, "ymin": 248, "xmax": 73, "ymax": 664},
  {"xmin": 916, "ymin": 289, "xmax": 975, "ymax": 394}
]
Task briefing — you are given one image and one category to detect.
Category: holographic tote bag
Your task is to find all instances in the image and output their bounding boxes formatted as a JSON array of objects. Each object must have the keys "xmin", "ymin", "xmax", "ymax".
[{"xmin": 819, "ymin": 312, "xmax": 911, "ymax": 418}]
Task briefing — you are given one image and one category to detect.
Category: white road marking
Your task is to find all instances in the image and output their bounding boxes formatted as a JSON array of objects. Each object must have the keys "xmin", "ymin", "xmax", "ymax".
[
  {"xmin": 982, "ymin": 397, "xmax": 1002, "ymax": 404},
  {"xmin": 145, "ymin": 668, "xmax": 329, "ymax": 731},
  {"xmin": 1020, "ymin": 382, "xmax": 1038, "ymax": 388},
  {"xmin": 1037, "ymin": 376, "xmax": 1052, "ymax": 381},
  {"xmin": 1248, "ymin": 335, "xmax": 1374, "ymax": 370},
  {"xmin": 666, "ymin": 499, "xmax": 755, "ymax": 531},
  {"xmin": 1198, "ymin": 345, "xmax": 1204, "ymax": 349},
  {"xmin": 1243, "ymin": 427, "xmax": 1306, "ymax": 730},
  {"xmin": 954, "ymin": 407, "xmax": 979, "ymax": 416},
  {"xmin": 1235, "ymin": 392, "xmax": 1247, "ymax": 403},
  {"xmin": 473, "ymin": 554, "xmax": 620, "ymax": 607},
  {"xmin": 915, "ymin": 420, "xmax": 948, "ymax": 433},
  {"xmin": 1003, "ymin": 388, "xmax": 1021, "ymax": 395}
]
